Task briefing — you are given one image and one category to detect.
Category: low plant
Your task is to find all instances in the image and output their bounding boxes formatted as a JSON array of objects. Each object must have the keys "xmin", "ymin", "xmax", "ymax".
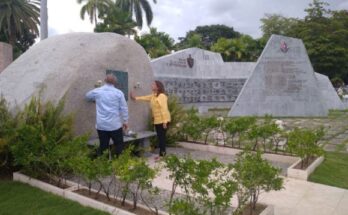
[
  {"xmin": 224, "ymin": 116, "xmax": 256, "ymax": 148},
  {"xmin": 113, "ymin": 147, "xmax": 158, "ymax": 211},
  {"xmin": 9, "ymin": 96, "xmax": 90, "ymax": 185},
  {"xmin": 164, "ymin": 154, "xmax": 238, "ymax": 215},
  {"xmin": 0, "ymin": 96, "xmax": 16, "ymax": 168},
  {"xmin": 287, "ymin": 127, "xmax": 325, "ymax": 168},
  {"xmin": 233, "ymin": 150, "xmax": 283, "ymax": 215}
]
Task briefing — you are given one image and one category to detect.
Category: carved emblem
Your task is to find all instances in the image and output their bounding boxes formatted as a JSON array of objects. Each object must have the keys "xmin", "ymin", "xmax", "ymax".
[
  {"xmin": 280, "ymin": 41, "xmax": 289, "ymax": 53},
  {"xmin": 187, "ymin": 54, "xmax": 194, "ymax": 68}
]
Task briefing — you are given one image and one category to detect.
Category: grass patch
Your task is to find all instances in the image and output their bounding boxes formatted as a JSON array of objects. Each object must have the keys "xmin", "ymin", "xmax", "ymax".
[
  {"xmin": 0, "ymin": 181, "xmax": 108, "ymax": 215},
  {"xmin": 309, "ymin": 152, "xmax": 348, "ymax": 189}
]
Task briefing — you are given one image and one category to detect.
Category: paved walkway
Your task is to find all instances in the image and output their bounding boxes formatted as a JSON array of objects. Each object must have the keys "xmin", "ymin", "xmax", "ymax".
[{"xmin": 147, "ymin": 149, "xmax": 348, "ymax": 215}]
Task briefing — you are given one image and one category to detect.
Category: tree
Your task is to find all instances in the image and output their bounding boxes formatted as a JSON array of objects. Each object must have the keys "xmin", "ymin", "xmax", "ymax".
[
  {"xmin": 78, "ymin": 0, "xmax": 112, "ymax": 25},
  {"xmin": 177, "ymin": 24, "xmax": 241, "ymax": 50},
  {"xmin": 0, "ymin": 27, "xmax": 36, "ymax": 58},
  {"xmin": 40, "ymin": 0, "xmax": 48, "ymax": 40},
  {"xmin": 116, "ymin": 0, "xmax": 157, "ymax": 29},
  {"xmin": 260, "ymin": 14, "xmax": 299, "ymax": 41},
  {"xmin": 287, "ymin": 128, "xmax": 324, "ymax": 168},
  {"xmin": 135, "ymin": 27, "xmax": 174, "ymax": 58},
  {"xmin": 260, "ymin": 0, "xmax": 348, "ymax": 83},
  {"xmin": 94, "ymin": 3, "xmax": 137, "ymax": 36},
  {"xmin": 233, "ymin": 150, "xmax": 283, "ymax": 215},
  {"xmin": 211, "ymin": 35, "xmax": 261, "ymax": 62},
  {"xmin": 0, "ymin": 0, "xmax": 40, "ymax": 46}
]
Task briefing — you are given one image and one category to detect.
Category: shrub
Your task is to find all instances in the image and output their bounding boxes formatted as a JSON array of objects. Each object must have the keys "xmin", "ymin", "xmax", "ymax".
[
  {"xmin": 166, "ymin": 96, "xmax": 187, "ymax": 145},
  {"xmin": 0, "ymin": 96, "xmax": 16, "ymax": 168},
  {"xmin": 10, "ymin": 96, "xmax": 90, "ymax": 183},
  {"xmin": 181, "ymin": 108, "xmax": 204, "ymax": 141},
  {"xmin": 224, "ymin": 117, "xmax": 256, "ymax": 148},
  {"xmin": 164, "ymin": 154, "xmax": 238, "ymax": 215},
  {"xmin": 112, "ymin": 146, "xmax": 157, "ymax": 210},
  {"xmin": 287, "ymin": 127, "xmax": 325, "ymax": 168},
  {"xmin": 233, "ymin": 150, "xmax": 283, "ymax": 215}
]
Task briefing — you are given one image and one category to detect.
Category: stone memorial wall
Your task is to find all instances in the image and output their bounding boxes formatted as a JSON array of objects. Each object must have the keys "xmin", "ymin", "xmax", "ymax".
[
  {"xmin": 158, "ymin": 77, "xmax": 246, "ymax": 103},
  {"xmin": 152, "ymin": 48, "xmax": 254, "ymax": 105}
]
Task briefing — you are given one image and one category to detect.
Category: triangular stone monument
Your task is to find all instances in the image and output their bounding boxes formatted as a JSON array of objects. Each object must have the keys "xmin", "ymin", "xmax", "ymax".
[
  {"xmin": 315, "ymin": 72, "xmax": 345, "ymax": 110},
  {"xmin": 229, "ymin": 35, "xmax": 330, "ymax": 117}
]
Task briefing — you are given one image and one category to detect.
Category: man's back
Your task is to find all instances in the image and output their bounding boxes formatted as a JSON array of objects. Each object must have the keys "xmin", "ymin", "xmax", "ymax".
[{"xmin": 86, "ymin": 84, "xmax": 128, "ymax": 131}]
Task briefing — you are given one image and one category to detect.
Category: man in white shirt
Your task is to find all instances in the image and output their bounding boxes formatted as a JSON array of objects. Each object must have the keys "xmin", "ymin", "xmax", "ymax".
[{"xmin": 85, "ymin": 74, "xmax": 129, "ymax": 156}]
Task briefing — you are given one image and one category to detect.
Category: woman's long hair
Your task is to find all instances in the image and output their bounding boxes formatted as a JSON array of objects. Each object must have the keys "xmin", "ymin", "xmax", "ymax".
[{"xmin": 155, "ymin": 80, "xmax": 166, "ymax": 96}]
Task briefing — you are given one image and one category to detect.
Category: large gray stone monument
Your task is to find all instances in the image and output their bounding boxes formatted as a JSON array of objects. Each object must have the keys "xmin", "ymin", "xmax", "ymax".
[
  {"xmin": 0, "ymin": 33, "xmax": 154, "ymax": 137},
  {"xmin": 229, "ymin": 35, "xmax": 337, "ymax": 117}
]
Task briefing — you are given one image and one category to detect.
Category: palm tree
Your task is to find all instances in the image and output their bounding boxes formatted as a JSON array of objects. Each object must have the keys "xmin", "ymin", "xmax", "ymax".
[
  {"xmin": 40, "ymin": 0, "xmax": 48, "ymax": 40},
  {"xmin": 0, "ymin": 0, "xmax": 40, "ymax": 46},
  {"xmin": 116, "ymin": 0, "xmax": 157, "ymax": 29},
  {"xmin": 95, "ymin": 4, "xmax": 137, "ymax": 36},
  {"xmin": 77, "ymin": 0, "xmax": 113, "ymax": 25}
]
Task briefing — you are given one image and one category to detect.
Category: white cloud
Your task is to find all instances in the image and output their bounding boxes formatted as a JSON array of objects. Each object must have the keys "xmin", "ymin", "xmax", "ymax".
[{"xmin": 47, "ymin": 0, "xmax": 346, "ymax": 41}]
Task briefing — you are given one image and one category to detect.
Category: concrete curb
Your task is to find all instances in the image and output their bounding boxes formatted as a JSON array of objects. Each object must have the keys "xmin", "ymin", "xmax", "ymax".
[
  {"xmin": 178, "ymin": 141, "xmax": 298, "ymax": 164},
  {"xmin": 287, "ymin": 156, "xmax": 324, "ymax": 180}
]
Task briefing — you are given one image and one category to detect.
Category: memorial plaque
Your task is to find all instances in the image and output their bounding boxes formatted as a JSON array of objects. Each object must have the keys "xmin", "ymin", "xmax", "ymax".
[{"xmin": 106, "ymin": 69, "xmax": 128, "ymax": 101}]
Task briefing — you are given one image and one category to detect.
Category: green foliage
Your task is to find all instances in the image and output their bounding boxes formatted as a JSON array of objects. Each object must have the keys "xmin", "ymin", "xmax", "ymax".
[
  {"xmin": 233, "ymin": 150, "xmax": 283, "ymax": 215},
  {"xmin": 246, "ymin": 116, "xmax": 280, "ymax": 151},
  {"xmin": 176, "ymin": 24, "xmax": 241, "ymax": 50},
  {"xmin": 0, "ymin": 27, "xmax": 37, "ymax": 59},
  {"xmin": 224, "ymin": 117, "xmax": 256, "ymax": 147},
  {"xmin": 112, "ymin": 146, "xmax": 157, "ymax": 209},
  {"xmin": 181, "ymin": 108, "xmax": 203, "ymax": 141},
  {"xmin": 165, "ymin": 96, "xmax": 187, "ymax": 145},
  {"xmin": 211, "ymin": 35, "xmax": 262, "ymax": 62},
  {"xmin": 9, "ymin": 96, "xmax": 90, "ymax": 183},
  {"xmin": 0, "ymin": 0, "xmax": 40, "ymax": 46},
  {"xmin": 94, "ymin": 3, "xmax": 137, "ymax": 36},
  {"xmin": 0, "ymin": 96, "xmax": 16, "ymax": 167},
  {"xmin": 78, "ymin": 0, "xmax": 113, "ymax": 25},
  {"xmin": 168, "ymin": 199, "xmax": 202, "ymax": 215},
  {"xmin": 287, "ymin": 127, "xmax": 325, "ymax": 168},
  {"xmin": 135, "ymin": 28, "xmax": 175, "ymax": 58},
  {"xmin": 164, "ymin": 154, "xmax": 238, "ymax": 215},
  {"xmin": 116, "ymin": 0, "xmax": 157, "ymax": 29},
  {"xmin": 260, "ymin": 14, "xmax": 299, "ymax": 41},
  {"xmin": 260, "ymin": 0, "xmax": 348, "ymax": 83}
]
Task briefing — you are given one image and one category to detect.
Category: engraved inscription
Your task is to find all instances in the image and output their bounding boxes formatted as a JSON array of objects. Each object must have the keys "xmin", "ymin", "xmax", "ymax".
[{"xmin": 158, "ymin": 78, "xmax": 246, "ymax": 103}]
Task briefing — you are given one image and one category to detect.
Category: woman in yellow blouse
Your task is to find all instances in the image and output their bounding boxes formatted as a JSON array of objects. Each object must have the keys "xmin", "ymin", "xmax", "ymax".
[{"xmin": 130, "ymin": 80, "xmax": 171, "ymax": 159}]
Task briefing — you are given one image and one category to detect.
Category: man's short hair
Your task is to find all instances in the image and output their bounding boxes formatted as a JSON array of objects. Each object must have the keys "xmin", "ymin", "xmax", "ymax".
[{"xmin": 105, "ymin": 74, "xmax": 117, "ymax": 85}]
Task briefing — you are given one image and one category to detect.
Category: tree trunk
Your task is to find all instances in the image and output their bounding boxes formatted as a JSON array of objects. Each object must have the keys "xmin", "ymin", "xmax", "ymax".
[{"xmin": 40, "ymin": 0, "xmax": 48, "ymax": 40}]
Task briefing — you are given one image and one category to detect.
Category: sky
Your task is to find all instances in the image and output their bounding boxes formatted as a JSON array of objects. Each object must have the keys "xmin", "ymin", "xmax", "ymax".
[{"xmin": 47, "ymin": 0, "xmax": 348, "ymax": 41}]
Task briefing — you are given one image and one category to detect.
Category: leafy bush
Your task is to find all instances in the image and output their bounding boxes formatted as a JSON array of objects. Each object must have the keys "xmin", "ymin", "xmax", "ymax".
[
  {"xmin": 181, "ymin": 108, "xmax": 204, "ymax": 141},
  {"xmin": 224, "ymin": 117, "xmax": 256, "ymax": 147},
  {"xmin": 164, "ymin": 154, "xmax": 238, "ymax": 215},
  {"xmin": 112, "ymin": 146, "xmax": 158, "ymax": 210},
  {"xmin": 233, "ymin": 150, "xmax": 283, "ymax": 215},
  {"xmin": 10, "ymin": 96, "xmax": 90, "ymax": 183},
  {"xmin": 166, "ymin": 96, "xmax": 187, "ymax": 145},
  {"xmin": 287, "ymin": 127, "xmax": 325, "ymax": 168},
  {"xmin": 0, "ymin": 96, "xmax": 16, "ymax": 168}
]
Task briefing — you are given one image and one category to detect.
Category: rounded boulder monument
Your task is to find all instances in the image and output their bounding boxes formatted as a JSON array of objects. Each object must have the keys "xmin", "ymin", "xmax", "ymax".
[{"xmin": 0, "ymin": 33, "xmax": 154, "ymax": 137}]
